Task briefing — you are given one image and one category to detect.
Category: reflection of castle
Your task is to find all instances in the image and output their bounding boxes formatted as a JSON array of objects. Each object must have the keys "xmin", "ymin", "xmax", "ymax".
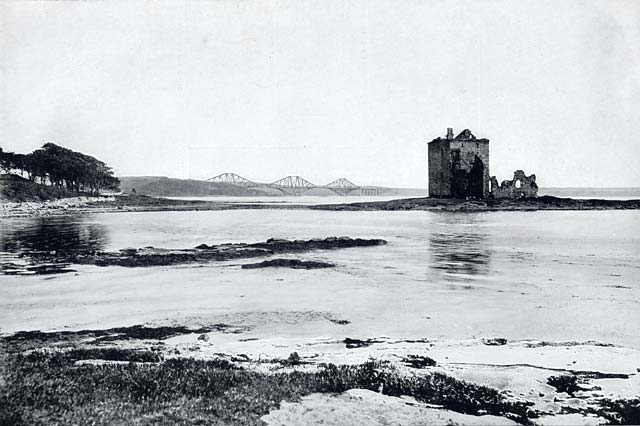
[
  {"xmin": 428, "ymin": 128, "xmax": 490, "ymax": 198},
  {"xmin": 428, "ymin": 128, "xmax": 538, "ymax": 199},
  {"xmin": 429, "ymin": 231, "xmax": 491, "ymax": 278}
]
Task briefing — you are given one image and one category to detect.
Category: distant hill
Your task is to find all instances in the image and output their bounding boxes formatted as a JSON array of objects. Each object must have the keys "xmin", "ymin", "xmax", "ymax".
[
  {"xmin": 118, "ymin": 176, "xmax": 275, "ymax": 197},
  {"xmin": 119, "ymin": 176, "xmax": 429, "ymax": 197}
]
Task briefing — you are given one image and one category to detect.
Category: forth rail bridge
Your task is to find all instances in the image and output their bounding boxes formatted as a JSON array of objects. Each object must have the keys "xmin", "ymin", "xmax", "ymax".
[{"xmin": 207, "ymin": 173, "xmax": 373, "ymax": 196}]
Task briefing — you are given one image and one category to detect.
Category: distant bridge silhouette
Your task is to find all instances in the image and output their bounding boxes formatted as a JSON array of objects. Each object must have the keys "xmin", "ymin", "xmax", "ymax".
[{"xmin": 208, "ymin": 172, "xmax": 360, "ymax": 196}]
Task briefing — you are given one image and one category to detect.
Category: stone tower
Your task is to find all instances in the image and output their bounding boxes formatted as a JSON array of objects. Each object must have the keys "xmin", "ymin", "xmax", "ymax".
[{"xmin": 428, "ymin": 128, "xmax": 490, "ymax": 198}]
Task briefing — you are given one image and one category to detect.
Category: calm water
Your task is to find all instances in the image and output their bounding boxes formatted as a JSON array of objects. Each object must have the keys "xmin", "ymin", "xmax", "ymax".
[
  {"xmin": 166, "ymin": 195, "xmax": 425, "ymax": 205},
  {"xmin": 1, "ymin": 208, "xmax": 639, "ymax": 348},
  {"xmin": 166, "ymin": 188, "xmax": 640, "ymax": 204}
]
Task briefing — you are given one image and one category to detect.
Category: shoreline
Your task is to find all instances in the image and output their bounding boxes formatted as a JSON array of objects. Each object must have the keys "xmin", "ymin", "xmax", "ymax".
[
  {"xmin": 313, "ymin": 195, "xmax": 640, "ymax": 212},
  {"xmin": 1, "ymin": 194, "xmax": 640, "ymax": 218}
]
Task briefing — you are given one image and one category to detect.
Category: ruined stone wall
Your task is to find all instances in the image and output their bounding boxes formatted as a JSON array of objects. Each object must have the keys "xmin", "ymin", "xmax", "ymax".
[
  {"xmin": 428, "ymin": 140, "xmax": 451, "ymax": 197},
  {"xmin": 449, "ymin": 140, "xmax": 490, "ymax": 198},
  {"xmin": 490, "ymin": 170, "xmax": 538, "ymax": 199},
  {"xmin": 428, "ymin": 129, "xmax": 491, "ymax": 199}
]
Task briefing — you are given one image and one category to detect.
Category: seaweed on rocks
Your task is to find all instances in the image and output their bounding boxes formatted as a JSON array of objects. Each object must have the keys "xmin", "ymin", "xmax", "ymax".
[
  {"xmin": 482, "ymin": 337, "xmax": 508, "ymax": 346},
  {"xmin": 344, "ymin": 338, "xmax": 384, "ymax": 349},
  {"xmin": 241, "ymin": 258, "xmax": 334, "ymax": 270},
  {"xmin": 1, "ymin": 262, "xmax": 76, "ymax": 275},
  {"xmin": 2, "ymin": 324, "xmax": 227, "ymax": 346},
  {"xmin": 402, "ymin": 354, "xmax": 438, "ymax": 368},
  {"xmin": 22, "ymin": 237, "xmax": 387, "ymax": 269}
]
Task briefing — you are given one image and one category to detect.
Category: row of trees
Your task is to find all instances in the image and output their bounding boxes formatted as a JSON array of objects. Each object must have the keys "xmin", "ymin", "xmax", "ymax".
[{"xmin": 0, "ymin": 143, "xmax": 120, "ymax": 193}]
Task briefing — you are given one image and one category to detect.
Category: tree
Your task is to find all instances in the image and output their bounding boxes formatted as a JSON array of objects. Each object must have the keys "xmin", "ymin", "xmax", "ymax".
[{"xmin": 0, "ymin": 143, "xmax": 120, "ymax": 194}]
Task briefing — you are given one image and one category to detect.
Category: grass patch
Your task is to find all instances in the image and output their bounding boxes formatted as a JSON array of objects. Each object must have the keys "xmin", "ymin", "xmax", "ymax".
[
  {"xmin": 24, "ymin": 348, "xmax": 163, "ymax": 364},
  {"xmin": 0, "ymin": 348, "xmax": 536, "ymax": 426}
]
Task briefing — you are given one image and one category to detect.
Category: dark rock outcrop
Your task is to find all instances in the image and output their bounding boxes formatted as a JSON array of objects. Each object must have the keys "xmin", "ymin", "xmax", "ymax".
[
  {"xmin": 482, "ymin": 337, "xmax": 508, "ymax": 346},
  {"xmin": 27, "ymin": 237, "xmax": 386, "ymax": 268},
  {"xmin": 343, "ymin": 337, "xmax": 384, "ymax": 349},
  {"xmin": 241, "ymin": 258, "xmax": 334, "ymax": 270},
  {"xmin": 402, "ymin": 354, "xmax": 438, "ymax": 368}
]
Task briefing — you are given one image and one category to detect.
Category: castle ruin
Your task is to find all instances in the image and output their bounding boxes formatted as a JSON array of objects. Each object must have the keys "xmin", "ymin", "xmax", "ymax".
[
  {"xmin": 428, "ymin": 128, "xmax": 490, "ymax": 198},
  {"xmin": 428, "ymin": 128, "xmax": 537, "ymax": 199},
  {"xmin": 490, "ymin": 170, "xmax": 538, "ymax": 199}
]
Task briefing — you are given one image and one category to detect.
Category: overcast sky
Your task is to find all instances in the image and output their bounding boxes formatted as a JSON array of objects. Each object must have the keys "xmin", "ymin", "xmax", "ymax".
[{"xmin": 1, "ymin": 0, "xmax": 639, "ymax": 188}]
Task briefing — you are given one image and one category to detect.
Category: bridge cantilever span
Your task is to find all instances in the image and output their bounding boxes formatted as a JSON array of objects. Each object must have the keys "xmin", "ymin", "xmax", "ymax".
[
  {"xmin": 207, "ymin": 173, "xmax": 361, "ymax": 196},
  {"xmin": 207, "ymin": 173, "xmax": 257, "ymax": 188},
  {"xmin": 325, "ymin": 178, "xmax": 360, "ymax": 195},
  {"xmin": 269, "ymin": 175, "xmax": 316, "ymax": 196}
]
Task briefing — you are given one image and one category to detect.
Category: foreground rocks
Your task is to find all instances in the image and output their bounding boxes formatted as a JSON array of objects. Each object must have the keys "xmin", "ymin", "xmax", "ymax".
[
  {"xmin": 22, "ymin": 237, "xmax": 386, "ymax": 269},
  {"xmin": 241, "ymin": 258, "xmax": 335, "ymax": 270}
]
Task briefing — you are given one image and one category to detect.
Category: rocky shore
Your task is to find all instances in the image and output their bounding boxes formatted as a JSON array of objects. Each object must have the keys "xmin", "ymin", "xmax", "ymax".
[
  {"xmin": 0, "ymin": 194, "xmax": 307, "ymax": 218},
  {"xmin": 3, "ymin": 237, "xmax": 385, "ymax": 274},
  {"xmin": 0, "ymin": 195, "xmax": 116, "ymax": 217}
]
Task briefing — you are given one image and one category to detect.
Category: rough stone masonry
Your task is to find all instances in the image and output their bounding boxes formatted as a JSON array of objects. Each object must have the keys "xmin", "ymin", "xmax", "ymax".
[
  {"xmin": 428, "ymin": 128, "xmax": 537, "ymax": 199},
  {"xmin": 428, "ymin": 128, "xmax": 490, "ymax": 198}
]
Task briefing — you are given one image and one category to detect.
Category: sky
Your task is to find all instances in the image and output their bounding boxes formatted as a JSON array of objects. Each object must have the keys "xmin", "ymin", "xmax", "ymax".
[{"xmin": 1, "ymin": 0, "xmax": 639, "ymax": 188}]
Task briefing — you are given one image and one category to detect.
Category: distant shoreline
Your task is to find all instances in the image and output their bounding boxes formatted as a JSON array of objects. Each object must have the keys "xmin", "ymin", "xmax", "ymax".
[
  {"xmin": 313, "ymin": 195, "xmax": 640, "ymax": 212},
  {"xmin": 1, "ymin": 193, "xmax": 640, "ymax": 218}
]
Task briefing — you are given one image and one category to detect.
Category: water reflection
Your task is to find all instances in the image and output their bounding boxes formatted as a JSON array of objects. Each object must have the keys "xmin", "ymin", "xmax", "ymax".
[
  {"xmin": 0, "ymin": 216, "xmax": 108, "ymax": 254},
  {"xmin": 428, "ymin": 216, "xmax": 491, "ymax": 279}
]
